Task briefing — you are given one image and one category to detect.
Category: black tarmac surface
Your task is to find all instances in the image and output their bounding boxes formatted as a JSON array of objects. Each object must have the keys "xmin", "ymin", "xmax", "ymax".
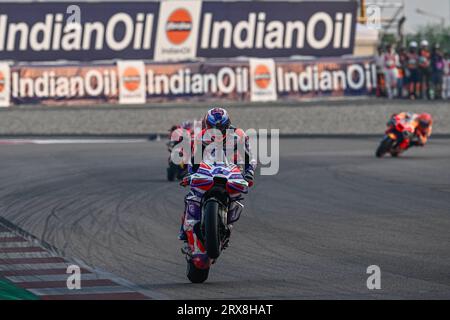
[{"xmin": 0, "ymin": 138, "xmax": 449, "ymax": 299}]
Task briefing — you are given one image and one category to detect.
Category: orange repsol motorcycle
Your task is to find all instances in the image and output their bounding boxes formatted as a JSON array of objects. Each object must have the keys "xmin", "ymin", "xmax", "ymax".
[{"xmin": 376, "ymin": 118, "xmax": 415, "ymax": 158}]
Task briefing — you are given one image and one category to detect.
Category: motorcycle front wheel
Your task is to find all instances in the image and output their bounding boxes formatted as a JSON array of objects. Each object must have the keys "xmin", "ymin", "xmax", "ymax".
[
  {"xmin": 203, "ymin": 201, "xmax": 221, "ymax": 259},
  {"xmin": 376, "ymin": 137, "xmax": 394, "ymax": 158}
]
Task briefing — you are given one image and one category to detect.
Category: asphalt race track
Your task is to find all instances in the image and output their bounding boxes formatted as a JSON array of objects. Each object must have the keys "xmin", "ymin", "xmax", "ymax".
[{"xmin": 0, "ymin": 138, "xmax": 449, "ymax": 299}]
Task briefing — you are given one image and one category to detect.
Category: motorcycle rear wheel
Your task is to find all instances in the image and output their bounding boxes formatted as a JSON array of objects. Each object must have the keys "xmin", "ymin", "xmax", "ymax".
[
  {"xmin": 203, "ymin": 201, "xmax": 221, "ymax": 259},
  {"xmin": 186, "ymin": 260, "xmax": 209, "ymax": 283},
  {"xmin": 167, "ymin": 162, "xmax": 178, "ymax": 181},
  {"xmin": 376, "ymin": 137, "xmax": 394, "ymax": 158},
  {"xmin": 176, "ymin": 166, "xmax": 187, "ymax": 180}
]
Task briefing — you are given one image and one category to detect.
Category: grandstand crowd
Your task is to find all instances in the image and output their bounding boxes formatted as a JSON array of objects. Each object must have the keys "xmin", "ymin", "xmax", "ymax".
[{"xmin": 375, "ymin": 40, "xmax": 450, "ymax": 100}]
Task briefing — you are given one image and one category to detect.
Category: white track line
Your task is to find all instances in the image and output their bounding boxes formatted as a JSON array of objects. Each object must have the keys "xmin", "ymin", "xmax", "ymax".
[
  {"xmin": 0, "ymin": 232, "xmax": 16, "ymax": 237},
  {"xmin": 0, "ymin": 139, "xmax": 148, "ymax": 145},
  {"xmin": 29, "ymin": 286, "xmax": 133, "ymax": 296},
  {"xmin": 32, "ymin": 139, "xmax": 148, "ymax": 144},
  {"xmin": 0, "ymin": 242, "xmax": 42, "ymax": 248},
  {"xmin": 0, "ymin": 263, "xmax": 71, "ymax": 271},
  {"xmin": 6, "ymin": 274, "xmax": 104, "ymax": 283},
  {"xmin": 0, "ymin": 252, "xmax": 56, "ymax": 259}
]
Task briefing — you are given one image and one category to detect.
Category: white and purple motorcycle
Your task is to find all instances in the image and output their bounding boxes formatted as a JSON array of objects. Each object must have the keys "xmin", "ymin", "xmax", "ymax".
[{"xmin": 181, "ymin": 160, "xmax": 249, "ymax": 283}]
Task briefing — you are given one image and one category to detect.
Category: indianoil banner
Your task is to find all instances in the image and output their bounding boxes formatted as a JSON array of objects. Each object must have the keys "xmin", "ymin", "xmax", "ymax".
[
  {"xmin": 10, "ymin": 63, "xmax": 118, "ymax": 106},
  {"xmin": 0, "ymin": 1, "xmax": 357, "ymax": 62},
  {"xmin": 144, "ymin": 60, "xmax": 250, "ymax": 102},
  {"xmin": 275, "ymin": 57, "xmax": 377, "ymax": 100},
  {"xmin": 117, "ymin": 60, "xmax": 146, "ymax": 104},
  {"xmin": 8, "ymin": 56, "xmax": 376, "ymax": 106}
]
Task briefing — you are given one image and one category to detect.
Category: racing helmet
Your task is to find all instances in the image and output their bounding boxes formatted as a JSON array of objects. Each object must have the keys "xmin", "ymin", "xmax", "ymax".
[
  {"xmin": 181, "ymin": 120, "xmax": 193, "ymax": 131},
  {"xmin": 418, "ymin": 113, "xmax": 432, "ymax": 130},
  {"xmin": 409, "ymin": 41, "xmax": 418, "ymax": 49},
  {"xmin": 420, "ymin": 40, "xmax": 429, "ymax": 48},
  {"xmin": 204, "ymin": 107, "xmax": 231, "ymax": 133}
]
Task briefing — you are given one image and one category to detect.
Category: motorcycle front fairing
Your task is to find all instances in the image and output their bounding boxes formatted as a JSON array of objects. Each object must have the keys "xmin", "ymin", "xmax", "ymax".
[{"xmin": 385, "ymin": 120, "xmax": 415, "ymax": 152}]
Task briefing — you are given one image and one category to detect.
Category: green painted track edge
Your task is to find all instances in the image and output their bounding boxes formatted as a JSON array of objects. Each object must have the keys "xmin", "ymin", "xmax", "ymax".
[{"xmin": 0, "ymin": 278, "xmax": 39, "ymax": 300}]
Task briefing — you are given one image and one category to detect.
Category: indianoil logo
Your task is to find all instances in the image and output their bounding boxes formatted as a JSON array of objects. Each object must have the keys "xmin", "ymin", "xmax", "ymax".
[
  {"xmin": 122, "ymin": 67, "xmax": 141, "ymax": 92},
  {"xmin": 253, "ymin": 64, "xmax": 271, "ymax": 89},
  {"xmin": 0, "ymin": 71, "xmax": 5, "ymax": 93},
  {"xmin": 165, "ymin": 8, "xmax": 192, "ymax": 45}
]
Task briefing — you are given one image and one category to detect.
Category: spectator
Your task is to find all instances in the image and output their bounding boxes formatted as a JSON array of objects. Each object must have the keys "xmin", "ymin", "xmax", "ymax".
[
  {"xmin": 406, "ymin": 41, "xmax": 419, "ymax": 99},
  {"xmin": 418, "ymin": 40, "xmax": 432, "ymax": 99},
  {"xmin": 431, "ymin": 43, "xmax": 445, "ymax": 99},
  {"xmin": 375, "ymin": 45, "xmax": 386, "ymax": 97},
  {"xmin": 444, "ymin": 52, "xmax": 450, "ymax": 99},
  {"xmin": 397, "ymin": 46, "xmax": 408, "ymax": 98},
  {"xmin": 383, "ymin": 43, "xmax": 400, "ymax": 99}
]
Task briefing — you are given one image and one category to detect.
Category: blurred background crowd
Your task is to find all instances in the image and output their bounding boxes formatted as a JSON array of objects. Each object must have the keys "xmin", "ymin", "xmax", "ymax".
[
  {"xmin": 375, "ymin": 40, "xmax": 449, "ymax": 100},
  {"xmin": 355, "ymin": 0, "xmax": 450, "ymax": 100}
]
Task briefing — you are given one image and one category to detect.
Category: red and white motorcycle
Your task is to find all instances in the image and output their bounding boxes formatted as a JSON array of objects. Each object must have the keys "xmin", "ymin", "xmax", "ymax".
[{"xmin": 181, "ymin": 161, "xmax": 249, "ymax": 283}]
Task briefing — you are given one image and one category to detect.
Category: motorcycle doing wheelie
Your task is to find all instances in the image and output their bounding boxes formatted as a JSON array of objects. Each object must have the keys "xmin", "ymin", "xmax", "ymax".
[
  {"xmin": 376, "ymin": 118, "xmax": 416, "ymax": 158},
  {"xmin": 180, "ymin": 159, "xmax": 249, "ymax": 283}
]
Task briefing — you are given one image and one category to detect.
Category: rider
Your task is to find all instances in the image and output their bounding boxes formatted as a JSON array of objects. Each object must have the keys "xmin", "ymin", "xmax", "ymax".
[
  {"xmin": 389, "ymin": 112, "xmax": 433, "ymax": 148},
  {"xmin": 411, "ymin": 113, "xmax": 433, "ymax": 146},
  {"xmin": 405, "ymin": 41, "xmax": 419, "ymax": 99},
  {"xmin": 383, "ymin": 43, "xmax": 400, "ymax": 99},
  {"xmin": 178, "ymin": 107, "xmax": 256, "ymax": 241},
  {"xmin": 167, "ymin": 120, "xmax": 194, "ymax": 151},
  {"xmin": 418, "ymin": 40, "xmax": 432, "ymax": 99}
]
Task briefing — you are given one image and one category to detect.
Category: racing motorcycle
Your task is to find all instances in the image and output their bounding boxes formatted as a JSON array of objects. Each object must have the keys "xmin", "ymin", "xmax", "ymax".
[
  {"xmin": 181, "ymin": 160, "xmax": 249, "ymax": 283},
  {"xmin": 166, "ymin": 126, "xmax": 191, "ymax": 181},
  {"xmin": 166, "ymin": 140, "xmax": 187, "ymax": 181},
  {"xmin": 376, "ymin": 118, "xmax": 415, "ymax": 158}
]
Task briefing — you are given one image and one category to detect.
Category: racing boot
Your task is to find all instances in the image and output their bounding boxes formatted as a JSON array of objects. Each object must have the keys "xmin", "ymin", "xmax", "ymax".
[{"xmin": 178, "ymin": 214, "xmax": 187, "ymax": 241}]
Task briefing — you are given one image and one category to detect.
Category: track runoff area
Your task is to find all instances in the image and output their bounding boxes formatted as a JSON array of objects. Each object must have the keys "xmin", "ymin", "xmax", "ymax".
[{"xmin": 0, "ymin": 135, "xmax": 449, "ymax": 305}]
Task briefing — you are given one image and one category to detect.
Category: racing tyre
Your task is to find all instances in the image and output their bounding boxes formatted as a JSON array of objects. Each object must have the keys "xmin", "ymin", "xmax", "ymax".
[
  {"xmin": 186, "ymin": 260, "xmax": 209, "ymax": 283},
  {"xmin": 167, "ymin": 162, "xmax": 178, "ymax": 181},
  {"xmin": 376, "ymin": 137, "xmax": 394, "ymax": 158},
  {"xmin": 203, "ymin": 201, "xmax": 221, "ymax": 259},
  {"xmin": 390, "ymin": 151, "xmax": 399, "ymax": 157},
  {"xmin": 176, "ymin": 166, "xmax": 187, "ymax": 180}
]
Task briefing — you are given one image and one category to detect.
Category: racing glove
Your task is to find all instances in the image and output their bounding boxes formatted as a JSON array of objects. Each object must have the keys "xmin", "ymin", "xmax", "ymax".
[
  {"xmin": 180, "ymin": 174, "xmax": 192, "ymax": 187},
  {"xmin": 244, "ymin": 166, "xmax": 255, "ymax": 187},
  {"xmin": 386, "ymin": 118, "xmax": 395, "ymax": 127}
]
